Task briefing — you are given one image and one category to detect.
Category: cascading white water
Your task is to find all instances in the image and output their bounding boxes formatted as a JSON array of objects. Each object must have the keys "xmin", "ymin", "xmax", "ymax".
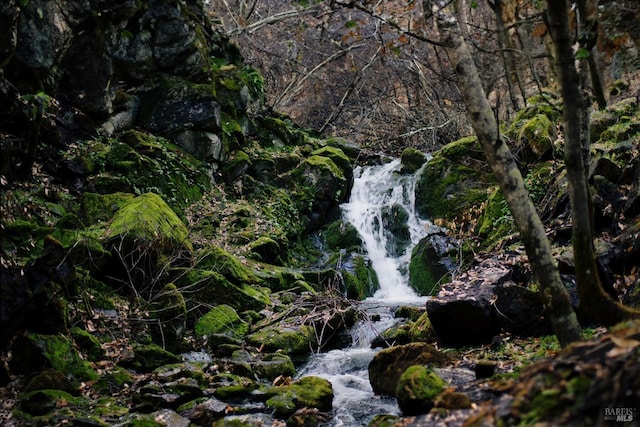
[
  {"xmin": 298, "ymin": 158, "xmax": 435, "ymax": 426},
  {"xmin": 341, "ymin": 158, "xmax": 431, "ymax": 302}
]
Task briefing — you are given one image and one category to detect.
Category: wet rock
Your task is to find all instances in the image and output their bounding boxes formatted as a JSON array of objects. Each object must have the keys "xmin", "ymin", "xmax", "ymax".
[
  {"xmin": 400, "ymin": 147, "xmax": 427, "ymax": 174},
  {"xmin": 368, "ymin": 342, "xmax": 449, "ymax": 396},
  {"xmin": 409, "ymin": 234, "xmax": 454, "ymax": 296},
  {"xmin": 265, "ymin": 376, "xmax": 333, "ymax": 419},
  {"xmin": 381, "ymin": 203, "xmax": 411, "ymax": 257}
]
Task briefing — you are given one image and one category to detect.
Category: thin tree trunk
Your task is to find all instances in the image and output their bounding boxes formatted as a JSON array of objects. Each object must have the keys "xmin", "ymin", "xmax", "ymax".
[
  {"xmin": 545, "ymin": 0, "xmax": 638, "ymax": 325},
  {"xmin": 491, "ymin": 0, "xmax": 524, "ymax": 112},
  {"xmin": 426, "ymin": 0, "xmax": 583, "ymax": 347}
]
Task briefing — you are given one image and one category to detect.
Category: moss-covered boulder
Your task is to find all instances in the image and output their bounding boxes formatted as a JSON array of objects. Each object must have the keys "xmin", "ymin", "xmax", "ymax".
[
  {"xmin": 174, "ymin": 267, "xmax": 270, "ymax": 319},
  {"xmin": 123, "ymin": 343, "xmax": 182, "ymax": 373},
  {"xmin": 400, "ymin": 147, "xmax": 427, "ymax": 174},
  {"xmin": 245, "ymin": 324, "xmax": 315, "ymax": 356},
  {"xmin": 71, "ymin": 327, "xmax": 105, "ymax": 362},
  {"xmin": 247, "ymin": 236, "xmax": 284, "ymax": 265},
  {"xmin": 9, "ymin": 333, "xmax": 98, "ymax": 383},
  {"xmin": 324, "ymin": 220, "xmax": 362, "ymax": 250},
  {"xmin": 515, "ymin": 114, "xmax": 555, "ymax": 161},
  {"xmin": 408, "ymin": 237, "xmax": 452, "ymax": 296},
  {"xmin": 297, "ymin": 151, "xmax": 351, "ymax": 229},
  {"xmin": 395, "ymin": 365, "xmax": 446, "ymax": 415},
  {"xmin": 408, "ymin": 312, "xmax": 436, "ymax": 343},
  {"xmin": 368, "ymin": 342, "xmax": 449, "ymax": 396},
  {"xmin": 342, "ymin": 255, "xmax": 379, "ymax": 300},
  {"xmin": 19, "ymin": 389, "xmax": 84, "ymax": 417},
  {"xmin": 265, "ymin": 376, "xmax": 333, "ymax": 418},
  {"xmin": 381, "ymin": 203, "xmax": 411, "ymax": 257},
  {"xmin": 194, "ymin": 304, "xmax": 249, "ymax": 348},
  {"xmin": 415, "ymin": 136, "xmax": 493, "ymax": 221}
]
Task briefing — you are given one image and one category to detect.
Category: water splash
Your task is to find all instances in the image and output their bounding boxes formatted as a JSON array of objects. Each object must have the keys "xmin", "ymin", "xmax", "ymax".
[{"xmin": 341, "ymin": 158, "xmax": 431, "ymax": 302}]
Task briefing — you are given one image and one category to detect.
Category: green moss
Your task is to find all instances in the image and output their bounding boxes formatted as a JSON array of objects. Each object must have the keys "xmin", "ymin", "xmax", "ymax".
[
  {"xmin": 324, "ymin": 220, "xmax": 362, "ymax": 250},
  {"xmin": 343, "ymin": 255, "xmax": 378, "ymax": 300},
  {"xmin": 173, "ymin": 268, "xmax": 270, "ymax": 315},
  {"xmin": 517, "ymin": 114, "xmax": 554, "ymax": 159},
  {"xmin": 19, "ymin": 389, "xmax": 82, "ymax": 416},
  {"xmin": 311, "ymin": 146, "xmax": 352, "ymax": 176},
  {"xmin": 304, "ymin": 155, "xmax": 345, "ymax": 181},
  {"xmin": 408, "ymin": 312, "xmax": 435, "ymax": 342},
  {"xmin": 81, "ymin": 192, "xmax": 135, "ymax": 224},
  {"xmin": 477, "ymin": 187, "xmax": 515, "ymax": 248},
  {"xmin": 265, "ymin": 376, "xmax": 333, "ymax": 417},
  {"xmin": 400, "ymin": 147, "xmax": 427, "ymax": 173},
  {"xmin": 395, "ymin": 365, "xmax": 446, "ymax": 415},
  {"xmin": 245, "ymin": 324, "xmax": 315, "ymax": 355},
  {"xmin": 105, "ymin": 192, "xmax": 192, "ymax": 253},
  {"xmin": 25, "ymin": 333, "xmax": 98, "ymax": 382},
  {"xmin": 194, "ymin": 304, "xmax": 249, "ymax": 341},
  {"xmin": 415, "ymin": 136, "xmax": 493, "ymax": 221},
  {"xmin": 71, "ymin": 327, "xmax": 105, "ymax": 362},
  {"xmin": 196, "ymin": 246, "xmax": 256, "ymax": 284}
]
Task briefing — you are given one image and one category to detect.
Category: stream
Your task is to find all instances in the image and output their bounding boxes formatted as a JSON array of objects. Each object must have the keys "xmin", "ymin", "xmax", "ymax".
[{"xmin": 298, "ymin": 158, "xmax": 434, "ymax": 426}]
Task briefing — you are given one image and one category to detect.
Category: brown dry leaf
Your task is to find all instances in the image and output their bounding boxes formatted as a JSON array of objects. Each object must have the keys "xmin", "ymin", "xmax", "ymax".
[{"xmin": 606, "ymin": 336, "xmax": 640, "ymax": 358}]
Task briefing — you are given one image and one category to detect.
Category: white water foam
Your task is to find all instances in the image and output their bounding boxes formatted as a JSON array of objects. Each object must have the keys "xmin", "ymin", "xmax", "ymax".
[{"xmin": 341, "ymin": 158, "xmax": 431, "ymax": 303}]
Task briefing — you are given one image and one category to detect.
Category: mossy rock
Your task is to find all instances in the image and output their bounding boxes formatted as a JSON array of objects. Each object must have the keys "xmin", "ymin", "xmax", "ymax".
[
  {"xmin": 324, "ymin": 220, "xmax": 362, "ymax": 250},
  {"xmin": 247, "ymin": 236, "xmax": 284, "ymax": 265},
  {"xmin": 126, "ymin": 343, "xmax": 181, "ymax": 373},
  {"xmin": 476, "ymin": 187, "xmax": 516, "ymax": 249},
  {"xmin": 194, "ymin": 304, "xmax": 249, "ymax": 346},
  {"xmin": 19, "ymin": 389, "xmax": 82, "ymax": 417},
  {"xmin": 311, "ymin": 146, "xmax": 353, "ymax": 180},
  {"xmin": 104, "ymin": 192, "xmax": 191, "ymax": 253},
  {"xmin": 408, "ymin": 312, "xmax": 435, "ymax": 342},
  {"xmin": 245, "ymin": 324, "xmax": 315, "ymax": 355},
  {"xmin": 173, "ymin": 268, "xmax": 270, "ymax": 317},
  {"xmin": 415, "ymin": 136, "xmax": 493, "ymax": 221},
  {"xmin": 223, "ymin": 150, "xmax": 252, "ymax": 183},
  {"xmin": 212, "ymin": 373, "xmax": 258, "ymax": 400},
  {"xmin": 70, "ymin": 132, "xmax": 210, "ymax": 211},
  {"xmin": 196, "ymin": 246, "xmax": 256, "ymax": 285},
  {"xmin": 408, "ymin": 237, "xmax": 451, "ymax": 296},
  {"xmin": 400, "ymin": 147, "xmax": 427, "ymax": 173},
  {"xmin": 148, "ymin": 283, "xmax": 187, "ymax": 354},
  {"xmin": 23, "ymin": 369, "xmax": 78, "ymax": 396},
  {"xmin": 381, "ymin": 203, "xmax": 411, "ymax": 257},
  {"xmin": 71, "ymin": 327, "xmax": 105, "ymax": 362},
  {"xmin": 265, "ymin": 376, "xmax": 333, "ymax": 418},
  {"xmin": 395, "ymin": 365, "xmax": 446, "ymax": 415},
  {"xmin": 81, "ymin": 192, "xmax": 136, "ymax": 224},
  {"xmin": 9, "ymin": 333, "xmax": 98, "ymax": 383},
  {"xmin": 516, "ymin": 114, "xmax": 555, "ymax": 161}
]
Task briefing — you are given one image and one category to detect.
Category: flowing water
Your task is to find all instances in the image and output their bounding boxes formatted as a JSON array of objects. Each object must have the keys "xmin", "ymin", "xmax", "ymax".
[{"xmin": 298, "ymin": 158, "xmax": 434, "ymax": 426}]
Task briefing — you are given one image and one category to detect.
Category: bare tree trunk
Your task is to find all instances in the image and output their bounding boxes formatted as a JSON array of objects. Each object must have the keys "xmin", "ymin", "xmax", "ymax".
[
  {"xmin": 491, "ymin": 0, "xmax": 525, "ymax": 112},
  {"xmin": 545, "ymin": 0, "xmax": 639, "ymax": 325},
  {"xmin": 426, "ymin": 0, "xmax": 583, "ymax": 347}
]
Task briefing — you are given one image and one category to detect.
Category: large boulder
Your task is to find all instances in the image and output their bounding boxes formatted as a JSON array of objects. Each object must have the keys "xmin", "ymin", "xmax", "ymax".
[
  {"xmin": 426, "ymin": 257, "xmax": 550, "ymax": 347},
  {"xmin": 368, "ymin": 343, "xmax": 449, "ymax": 396},
  {"xmin": 415, "ymin": 136, "xmax": 493, "ymax": 221},
  {"xmin": 102, "ymin": 193, "xmax": 192, "ymax": 291}
]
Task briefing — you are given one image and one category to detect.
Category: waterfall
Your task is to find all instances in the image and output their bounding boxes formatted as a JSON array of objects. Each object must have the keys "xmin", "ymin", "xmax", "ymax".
[
  {"xmin": 341, "ymin": 158, "xmax": 431, "ymax": 302},
  {"xmin": 297, "ymin": 158, "xmax": 436, "ymax": 426}
]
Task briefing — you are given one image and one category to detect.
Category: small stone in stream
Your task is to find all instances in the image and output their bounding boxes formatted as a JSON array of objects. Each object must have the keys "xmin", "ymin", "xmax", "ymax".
[{"xmin": 474, "ymin": 360, "xmax": 497, "ymax": 379}]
